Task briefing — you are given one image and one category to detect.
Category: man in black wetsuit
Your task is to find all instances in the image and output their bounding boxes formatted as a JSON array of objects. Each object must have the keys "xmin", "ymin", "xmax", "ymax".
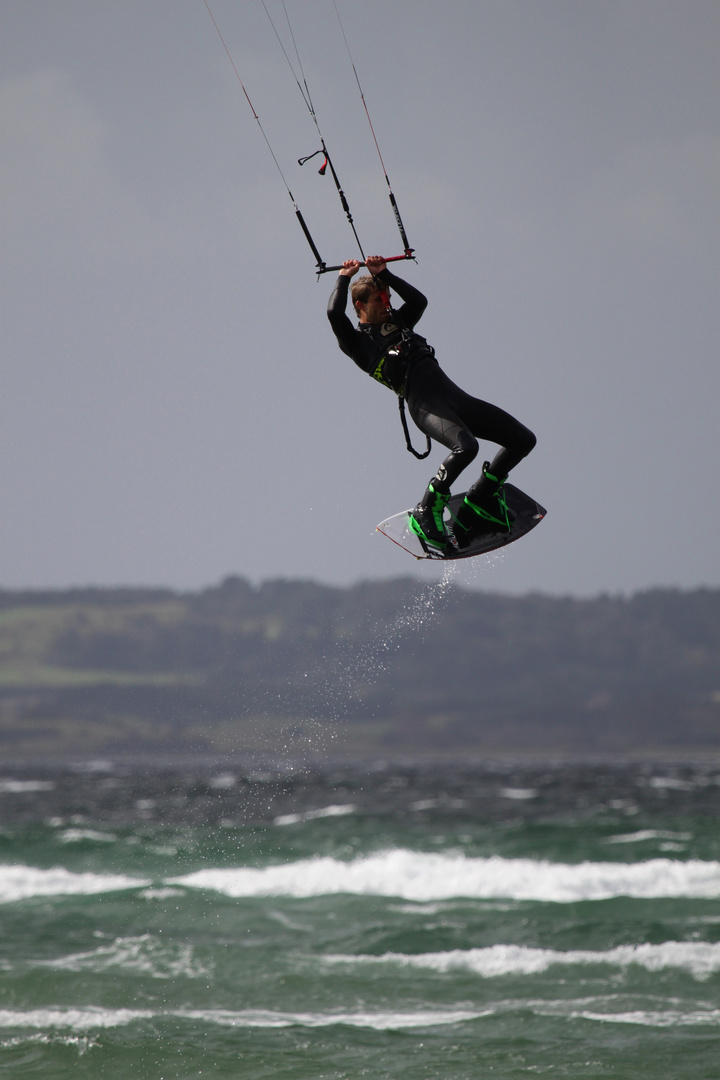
[{"xmin": 327, "ymin": 255, "xmax": 536, "ymax": 552}]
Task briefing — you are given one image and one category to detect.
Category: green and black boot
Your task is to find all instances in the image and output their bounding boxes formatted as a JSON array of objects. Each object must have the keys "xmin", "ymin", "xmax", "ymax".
[
  {"xmin": 409, "ymin": 481, "xmax": 450, "ymax": 551},
  {"xmin": 452, "ymin": 463, "xmax": 514, "ymax": 549}
]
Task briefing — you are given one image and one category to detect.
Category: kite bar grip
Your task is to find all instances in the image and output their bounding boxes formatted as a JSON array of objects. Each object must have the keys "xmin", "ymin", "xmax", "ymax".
[{"xmin": 317, "ymin": 251, "xmax": 415, "ymax": 276}]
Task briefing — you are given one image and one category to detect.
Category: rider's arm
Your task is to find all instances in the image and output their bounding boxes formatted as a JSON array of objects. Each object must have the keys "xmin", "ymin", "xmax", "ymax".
[
  {"xmin": 327, "ymin": 274, "xmax": 379, "ymax": 376},
  {"xmin": 375, "ymin": 268, "xmax": 428, "ymax": 328},
  {"xmin": 327, "ymin": 275, "xmax": 359, "ymax": 359}
]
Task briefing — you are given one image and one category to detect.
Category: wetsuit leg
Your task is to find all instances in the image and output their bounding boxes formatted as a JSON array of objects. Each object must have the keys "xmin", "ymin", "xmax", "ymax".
[
  {"xmin": 409, "ymin": 399, "xmax": 478, "ymax": 490},
  {"xmin": 476, "ymin": 406, "xmax": 537, "ymax": 480},
  {"xmin": 407, "ymin": 362, "xmax": 536, "ymax": 490}
]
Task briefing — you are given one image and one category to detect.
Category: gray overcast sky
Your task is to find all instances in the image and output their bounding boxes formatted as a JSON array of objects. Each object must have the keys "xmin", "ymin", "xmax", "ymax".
[{"xmin": 1, "ymin": 1, "xmax": 718, "ymax": 596}]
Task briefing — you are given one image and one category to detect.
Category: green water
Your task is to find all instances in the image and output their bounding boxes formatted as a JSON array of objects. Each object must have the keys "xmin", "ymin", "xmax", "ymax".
[{"xmin": 0, "ymin": 762, "xmax": 719, "ymax": 1078}]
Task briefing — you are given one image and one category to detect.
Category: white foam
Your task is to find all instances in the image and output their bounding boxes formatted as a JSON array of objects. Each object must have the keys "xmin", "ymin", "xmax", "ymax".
[
  {"xmin": 0, "ymin": 780, "xmax": 54, "ymax": 794},
  {"xmin": 0, "ymin": 865, "xmax": 147, "ymax": 903},
  {"xmin": 571, "ymin": 1008, "xmax": 720, "ymax": 1027},
  {"xmin": 1, "ymin": 1001, "xmax": 716, "ymax": 1033},
  {"xmin": 648, "ymin": 776, "xmax": 696, "ymax": 791},
  {"xmin": 208, "ymin": 773, "xmax": 237, "ymax": 789},
  {"xmin": 5, "ymin": 850, "xmax": 720, "ymax": 906},
  {"xmin": 0, "ymin": 1007, "xmax": 152, "ymax": 1030},
  {"xmin": 38, "ymin": 934, "xmax": 211, "ymax": 980},
  {"xmin": 606, "ymin": 830, "xmax": 693, "ymax": 845},
  {"xmin": 0, "ymin": 1032, "xmax": 98, "ymax": 1052},
  {"xmin": 518, "ymin": 995, "xmax": 720, "ymax": 1028},
  {"xmin": 326, "ymin": 940, "xmax": 720, "ymax": 981},
  {"xmin": 172, "ymin": 850, "xmax": 720, "ymax": 902},
  {"xmin": 174, "ymin": 1008, "xmax": 488, "ymax": 1029},
  {"xmin": 0, "ymin": 1006, "xmax": 484, "ymax": 1032},
  {"xmin": 139, "ymin": 887, "xmax": 185, "ymax": 901},
  {"xmin": 274, "ymin": 804, "xmax": 357, "ymax": 826},
  {"xmin": 58, "ymin": 829, "xmax": 117, "ymax": 844}
]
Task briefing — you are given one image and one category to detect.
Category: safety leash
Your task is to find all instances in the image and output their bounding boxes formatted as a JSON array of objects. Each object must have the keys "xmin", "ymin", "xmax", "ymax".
[
  {"xmin": 395, "ymin": 324, "xmax": 431, "ymax": 459},
  {"xmin": 398, "ymin": 396, "xmax": 431, "ymax": 459}
]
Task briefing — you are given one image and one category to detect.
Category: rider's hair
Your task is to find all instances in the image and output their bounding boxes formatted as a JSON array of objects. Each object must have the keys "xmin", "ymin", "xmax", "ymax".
[{"xmin": 351, "ymin": 275, "xmax": 382, "ymax": 310}]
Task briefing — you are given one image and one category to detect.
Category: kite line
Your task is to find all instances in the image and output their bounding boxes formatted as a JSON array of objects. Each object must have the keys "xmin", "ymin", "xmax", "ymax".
[
  {"xmin": 330, "ymin": 0, "xmax": 413, "ymax": 262},
  {"xmin": 202, "ymin": 0, "xmax": 326, "ymax": 270},
  {"xmin": 203, "ymin": 0, "xmax": 415, "ymax": 276}
]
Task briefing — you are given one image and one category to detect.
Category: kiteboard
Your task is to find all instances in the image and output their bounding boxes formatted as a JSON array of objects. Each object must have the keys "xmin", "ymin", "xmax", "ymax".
[{"xmin": 376, "ymin": 484, "xmax": 546, "ymax": 561}]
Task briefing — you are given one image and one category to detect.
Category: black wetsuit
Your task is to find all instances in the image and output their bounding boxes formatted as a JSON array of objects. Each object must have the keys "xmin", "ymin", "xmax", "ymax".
[{"xmin": 327, "ymin": 269, "xmax": 536, "ymax": 491}]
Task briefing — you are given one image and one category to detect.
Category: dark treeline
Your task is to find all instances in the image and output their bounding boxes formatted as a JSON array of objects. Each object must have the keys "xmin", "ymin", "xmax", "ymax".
[{"xmin": 0, "ymin": 577, "xmax": 718, "ymax": 759}]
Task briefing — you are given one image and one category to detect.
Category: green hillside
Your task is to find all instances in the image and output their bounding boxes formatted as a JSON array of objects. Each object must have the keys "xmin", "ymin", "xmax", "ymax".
[{"xmin": 0, "ymin": 579, "xmax": 718, "ymax": 760}]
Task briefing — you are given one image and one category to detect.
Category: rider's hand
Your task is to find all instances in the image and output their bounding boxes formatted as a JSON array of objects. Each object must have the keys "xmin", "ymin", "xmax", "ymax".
[
  {"xmin": 365, "ymin": 255, "xmax": 387, "ymax": 276},
  {"xmin": 339, "ymin": 259, "xmax": 362, "ymax": 278}
]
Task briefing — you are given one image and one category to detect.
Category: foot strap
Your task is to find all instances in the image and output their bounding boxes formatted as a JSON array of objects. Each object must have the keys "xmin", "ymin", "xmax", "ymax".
[{"xmin": 462, "ymin": 495, "xmax": 508, "ymax": 530}]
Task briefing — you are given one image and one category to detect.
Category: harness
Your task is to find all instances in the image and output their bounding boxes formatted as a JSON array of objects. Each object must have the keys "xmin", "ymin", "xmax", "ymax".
[{"xmin": 368, "ymin": 330, "xmax": 433, "ymax": 460}]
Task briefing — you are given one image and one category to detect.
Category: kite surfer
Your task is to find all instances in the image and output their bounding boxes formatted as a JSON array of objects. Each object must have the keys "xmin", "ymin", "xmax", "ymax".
[{"xmin": 327, "ymin": 256, "xmax": 537, "ymax": 551}]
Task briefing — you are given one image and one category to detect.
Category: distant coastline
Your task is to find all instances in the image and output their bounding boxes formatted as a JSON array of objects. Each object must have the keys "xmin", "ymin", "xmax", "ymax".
[{"xmin": 0, "ymin": 577, "xmax": 718, "ymax": 763}]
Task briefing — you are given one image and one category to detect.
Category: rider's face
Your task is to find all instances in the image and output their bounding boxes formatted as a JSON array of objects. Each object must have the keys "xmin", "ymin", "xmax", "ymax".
[{"xmin": 357, "ymin": 288, "xmax": 391, "ymax": 324}]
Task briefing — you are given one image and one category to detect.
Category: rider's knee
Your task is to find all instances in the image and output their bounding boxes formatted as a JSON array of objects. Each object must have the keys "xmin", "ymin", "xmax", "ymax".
[
  {"xmin": 453, "ymin": 431, "xmax": 479, "ymax": 464},
  {"xmin": 519, "ymin": 427, "xmax": 537, "ymax": 456}
]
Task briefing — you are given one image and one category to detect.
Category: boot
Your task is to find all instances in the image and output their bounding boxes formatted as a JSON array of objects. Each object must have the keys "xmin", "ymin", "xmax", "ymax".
[
  {"xmin": 409, "ymin": 481, "xmax": 450, "ymax": 551},
  {"xmin": 452, "ymin": 462, "xmax": 514, "ymax": 548}
]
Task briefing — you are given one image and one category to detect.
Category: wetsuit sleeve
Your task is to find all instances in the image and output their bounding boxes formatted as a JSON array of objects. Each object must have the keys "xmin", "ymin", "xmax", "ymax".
[
  {"xmin": 377, "ymin": 269, "xmax": 428, "ymax": 329},
  {"xmin": 327, "ymin": 276, "xmax": 378, "ymax": 375},
  {"xmin": 327, "ymin": 275, "xmax": 358, "ymax": 358}
]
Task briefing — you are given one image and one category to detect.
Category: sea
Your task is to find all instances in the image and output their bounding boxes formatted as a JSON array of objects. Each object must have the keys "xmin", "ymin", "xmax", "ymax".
[{"xmin": 0, "ymin": 758, "xmax": 719, "ymax": 1079}]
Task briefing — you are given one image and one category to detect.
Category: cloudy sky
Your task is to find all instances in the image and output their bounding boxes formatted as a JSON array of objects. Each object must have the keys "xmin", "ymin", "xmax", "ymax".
[{"xmin": 2, "ymin": 0, "xmax": 718, "ymax": 597}]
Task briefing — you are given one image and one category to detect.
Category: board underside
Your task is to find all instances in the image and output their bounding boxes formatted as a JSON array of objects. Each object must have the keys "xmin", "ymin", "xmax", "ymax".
[{"xmin": 376, "ymin": 484, "xmax": 546, "ymax": 561}]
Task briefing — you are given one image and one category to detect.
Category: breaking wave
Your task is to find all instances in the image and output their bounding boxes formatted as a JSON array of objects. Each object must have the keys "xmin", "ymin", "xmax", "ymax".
[
  {"xmin": 325, "ymin": 941, "xmax": 720, "ymax": 980},
  {"xmin": 172, "ymin": 850, "xmax": 720, "ymax": 902},
  {"xmin": 4, "ymin": 850, "xmax": 720, "ymax": 905}
]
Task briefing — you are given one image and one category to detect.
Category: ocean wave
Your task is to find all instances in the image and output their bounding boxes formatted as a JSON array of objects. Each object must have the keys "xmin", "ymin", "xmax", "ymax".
[
  {"xmin": 0, "ymin": 1001, "xmax": 718, "ymax": 1033},
  {"xmin": 274, "ymin": 804, "xmax": 357, "ymax": 826},
  {"xmin": 0, "ymin": 1032, "xmax": 99, "ymax": 1052},
  {"xmin": 0, "ymin": 1007, "xmax": 152, "ymax": 1030},
  {"xmin": 4, "ymin": 849, "xmax": 720, "ymax": 904},
  {"xmin": 605, "ymin": 830, "xmax": 693, "ymax": 845},
  {"xmin": 0, "ymin": 1006, "xmax": 486, "ymax": 1032},
  {"xmin": 0, "ymin": 865, "xmax": 147, "ymax": 903},
  {"xmin": 528, "ymin": 995, "xmax": 720, "ymax": 1028},
  {"xmin": 58, "ymin": 828, "xmax": 118, "ymax": 844},
  {"xmin": 178, "ymin": 1008, "xmax": 488, "ymax": 1029},
  {"xmin": 35, "ymin": 933, "xmax": 211, "ymax": 979},
  {"xmin": 570, "ymin": 1007, "xmax": 720, "ymax": 1027},
  {"xmin": 172, "ymin": 850, "xmax": 720, "ymax": 902},
  {"xmin": 0, "ymin": 779, "xmax": 55, "ymax": 794},
  {"xmin": 325, "ymin": 941, "xmax": 720, "ymax": 980}
]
